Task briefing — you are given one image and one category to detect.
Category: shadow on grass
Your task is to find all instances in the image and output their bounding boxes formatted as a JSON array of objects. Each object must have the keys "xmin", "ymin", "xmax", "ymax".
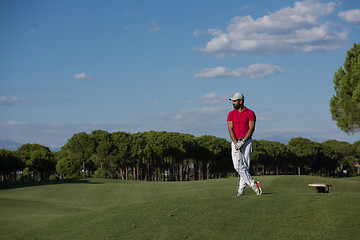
[{"xmin": 0, "ymin": 179, "xmax": 103, "ymax": 190}]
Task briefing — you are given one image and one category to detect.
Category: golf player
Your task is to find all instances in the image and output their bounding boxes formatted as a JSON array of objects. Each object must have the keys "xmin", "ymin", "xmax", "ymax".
[{"xmin": 227, "ymin": 93, "xmax": 262, "ymax": 196}]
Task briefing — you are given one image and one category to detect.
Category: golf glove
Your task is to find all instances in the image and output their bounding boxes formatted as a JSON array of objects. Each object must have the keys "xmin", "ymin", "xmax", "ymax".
[{"xmin": 235, "ymin": 140, "xmax": 245, "ymax": 150}]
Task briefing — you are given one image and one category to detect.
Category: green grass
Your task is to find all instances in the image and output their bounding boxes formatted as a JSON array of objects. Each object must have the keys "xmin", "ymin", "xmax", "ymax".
[{"xmin": 1, "ymin": 175, "xmax": 359, "ymax": 240}]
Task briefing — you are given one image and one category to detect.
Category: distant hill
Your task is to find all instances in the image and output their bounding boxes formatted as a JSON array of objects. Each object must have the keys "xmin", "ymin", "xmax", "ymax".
[
  {"xmin": 258, "ymin": 136, "xmax": 291, "ymax": 144},
  {"xmin": 0, "ymin": 139, "xmax": 22, "ymax": 150}
]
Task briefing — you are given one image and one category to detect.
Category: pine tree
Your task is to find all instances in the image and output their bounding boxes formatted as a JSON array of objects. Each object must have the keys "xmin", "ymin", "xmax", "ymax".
[{"xmin": 330, "ymin": 43, "xmax": 360, "ymax": 133}]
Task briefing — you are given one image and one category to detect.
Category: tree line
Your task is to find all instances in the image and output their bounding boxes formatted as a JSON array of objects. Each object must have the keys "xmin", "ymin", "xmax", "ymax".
[{"xmin": 1, "ymin": 130, "xmax": 360, "ymax": 182}]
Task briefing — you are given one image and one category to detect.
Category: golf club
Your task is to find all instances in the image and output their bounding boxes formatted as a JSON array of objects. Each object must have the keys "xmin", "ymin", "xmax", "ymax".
[{"xmin": 237, "ymin": 149, "xmax": 240, "ymax": 196}]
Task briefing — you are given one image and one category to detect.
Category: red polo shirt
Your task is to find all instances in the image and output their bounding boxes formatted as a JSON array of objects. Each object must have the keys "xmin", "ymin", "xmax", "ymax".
[{"xmin": 227, "ymin": 107, "xmax": 256, "ymax": 139}]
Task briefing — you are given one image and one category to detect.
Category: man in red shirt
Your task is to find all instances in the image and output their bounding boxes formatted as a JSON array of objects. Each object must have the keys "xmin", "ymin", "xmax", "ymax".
[{"xmin": 227, "ymin": 93, "xmax": 262, "ymax": 196}]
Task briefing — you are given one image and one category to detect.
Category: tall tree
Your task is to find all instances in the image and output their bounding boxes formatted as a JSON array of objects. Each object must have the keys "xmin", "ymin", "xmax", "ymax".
[
  {"xmin": 196, "ymin": 135, "xmax": 228, "ymax": 180},
  {"xmin": 62, "ymin": 132, "xmax": 95, "ymax": 178},
  {"xmin": 55, "ymin": 150, "xmax": 79, "ymax": 179},
  {"xmin": 29, "ymin": 148, "xmax": 55, "ymax": 181},
  {"xmin": 90, "ymin": 130, "xmax": 114, "ymax": 170},
  {"xmin": 353, "ymin": 141, "xmax": 360, "ymax": 163},
  {"xmin": 110, "ymin": 131, "xmax": 131, "ymax": 179},
  {"xmin": 330, "ymin": 43, "xmax": 360, "ymax": 133},
  {"xmin": 168, "ymin": 133, "xmax": 195, "ymax": 181},
  {"xmin": 130, "ymin": 132, "xmax": 147, "ymax": 180},
  {"xmin": 17, "ymin": 143, "xmax": 53, "ymax": 181},
  {"xmin": 352, "ymin": 141, "xmax": 360, "ymax": 175},
  {"xmin": 263, "ymin": 141, "xmax": 288, "ymax": 175},
  {"xmin": 287, "ymin": 138, "xmax": 320, "ymax": 175},
  {"xmin": 0, "ymin": 149, "xmax": 24, "ymax": 181},
  {"xmin": 322, "ymin": 140, "xmax": 354, "ymax": 176},
  {"xmin": 252, "ymin": 140, "xmax": 268, "ymax": 175}
]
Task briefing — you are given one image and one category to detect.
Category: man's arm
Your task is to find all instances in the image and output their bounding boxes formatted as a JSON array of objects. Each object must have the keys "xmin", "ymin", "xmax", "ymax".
[
  {"xmin": 227, "ymin": 121, "xmax": 238, "ymax": 144},
  {"xmin": 243, "ymin": 120, "xmax": 255, "ymax": 141}
]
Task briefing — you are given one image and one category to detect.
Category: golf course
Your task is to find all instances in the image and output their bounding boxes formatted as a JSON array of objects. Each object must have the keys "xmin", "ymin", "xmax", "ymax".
[{"xmin": 1, "ymin": 175, "xmax": 359, "ymax": 240}]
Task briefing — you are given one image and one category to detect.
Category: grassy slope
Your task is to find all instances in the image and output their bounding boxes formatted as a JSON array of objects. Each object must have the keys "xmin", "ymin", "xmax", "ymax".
[{"xmin": 1, "ymin": 176, "xmax": 359, "ymax": 240}]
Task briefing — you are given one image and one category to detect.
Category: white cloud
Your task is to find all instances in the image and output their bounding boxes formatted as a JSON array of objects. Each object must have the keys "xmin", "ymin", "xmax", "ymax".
[
  {"xmin": 193, "ymin": 63, "xmax": 284, "ymax": 79},
  {"xmin": 0, "ymin": 96, "xmax": 32, "ymax": 105},
  {"xmin": 208, "ymin": 28, "xmax": 223, "ymax": 36},
  {"xmin": 239, "ymin": 5, "xmax": 251, "ymax": 11},
  {"xmin": 182, "ymin": 92, "xmax": 228, "ymax": 105},
  {"xmin": 198, "ymin": 0, "xmax": 347, "ymax": 56},
  {"xmin": 148, "ymin": 22, "xmax": 162, "ymax": 32},
  {"xmin": 201, "ymin": 92, "xmax": 224, "ymax": 102},
  {"xmin": 338, "ymin": 9, "xmax": 360, "ymax": 27},
  {"xmin": 194, "ymin": 29, "xmax": 223, "ymax": 37},
  {"xmin": 3, "ymin": 121, "xmax": 29, "ymax": 126},
  {"xmin": 256, "ymin": 116, "xmax": 271, "ymax": 122},
  {"xmin": 194, "ymin": 66, "xmax": 233, "ymax": 78},
  {"xmin": 193, "ymin": 30, "xmax": 206, "ymax": 37},
  {"xmin": 0, "ymin": 96, "xmax": 18, "ymax": 105},
  {"xmin": 73, "ymin": 72, "xmax": 92, "ymax": 80},
  {"xmin": 174, "ymin": 114, "xmax": 183, "ymax": 120}
]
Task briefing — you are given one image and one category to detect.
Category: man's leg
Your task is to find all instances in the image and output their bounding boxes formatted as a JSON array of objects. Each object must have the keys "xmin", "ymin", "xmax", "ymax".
[
  {"xmin": 239, "ymin": 140, "xmax": 253, "ymax": 192},
  {"xmin": 231, "ymin": 143, "xmax": 242, "ymax": 195},
  {"xmin": 243, "ymin": 140, "xmax": 262, "ymax": 195},
  {"xmin": 232, "ymin": 140, "xmax": 262, "ymax": 195},
  {"xmin": 232, "ymin": 142, "xmax": 254, "ymax": 189}
]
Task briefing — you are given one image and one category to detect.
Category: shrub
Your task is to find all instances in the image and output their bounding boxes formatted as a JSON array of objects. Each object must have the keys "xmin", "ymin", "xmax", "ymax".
[
  {"xmin": 67, "ymin": 173, "xmax": 80, "ymax": 179},
  {"xmin": 49, "ymin": 175, "xmax": 57, "ymax": 181},
  {"xmin": 94, "ymin": 168, "xmax": 108, "ymax": 178}
]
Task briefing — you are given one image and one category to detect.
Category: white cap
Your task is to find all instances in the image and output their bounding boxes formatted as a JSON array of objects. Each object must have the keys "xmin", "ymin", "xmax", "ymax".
[{"xmin": 229, "ymin": 93, "xmax": 244, "ymax": 101}]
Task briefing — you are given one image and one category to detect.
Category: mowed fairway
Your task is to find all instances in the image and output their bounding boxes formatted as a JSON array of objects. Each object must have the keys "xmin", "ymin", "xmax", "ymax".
[{"xmin": 1, "ymin": 175, "xmax": 359, "ymax": 240}]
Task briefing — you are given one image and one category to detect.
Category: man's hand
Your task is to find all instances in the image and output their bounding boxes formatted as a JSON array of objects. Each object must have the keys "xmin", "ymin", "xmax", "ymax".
[{"xmin": 235, "ymin": 140, "xmax": 245, "ymax": 150}]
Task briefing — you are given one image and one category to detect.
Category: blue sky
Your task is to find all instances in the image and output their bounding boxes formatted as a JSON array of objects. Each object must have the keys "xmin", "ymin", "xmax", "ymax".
[{"xmin": 1, "ymin": 0, "xmax": 360, "ymax": 150}]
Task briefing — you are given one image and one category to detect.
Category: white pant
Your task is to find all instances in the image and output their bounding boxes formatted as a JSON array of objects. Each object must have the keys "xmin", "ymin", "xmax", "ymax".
[{"xmin": 231, "ymin": 140, "xmax": 255, "ymax": 193}]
